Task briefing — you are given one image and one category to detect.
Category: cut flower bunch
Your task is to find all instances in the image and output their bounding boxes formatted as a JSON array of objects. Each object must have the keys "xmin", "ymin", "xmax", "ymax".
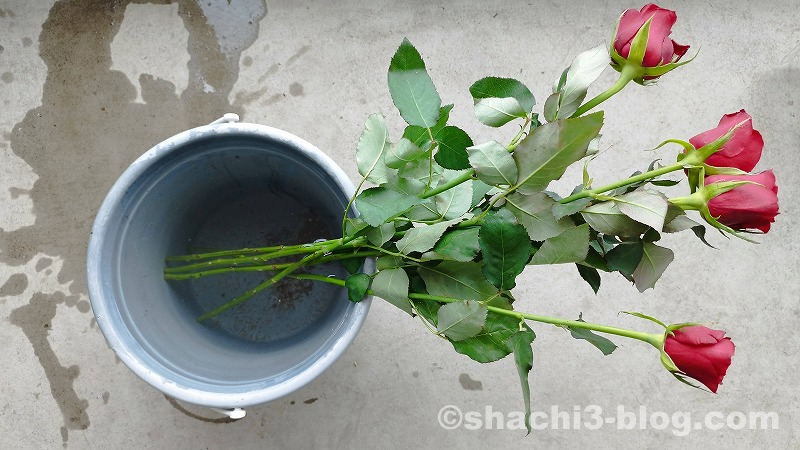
[{"xmin": 165, "ymin": 4, "xmax": 778, "ymax": 431}]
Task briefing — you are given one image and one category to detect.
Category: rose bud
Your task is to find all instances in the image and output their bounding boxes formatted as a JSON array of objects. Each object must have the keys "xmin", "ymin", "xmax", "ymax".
[
  {"xmin": 663, "ymin": 326, "xmax": 735, "ymax": 393},
  {"xmin": 690, "ymin": 110, "xmax": 764, "ymax": 172},
  {"xmin": 705, "ymin": 171, "xmax": 779, "ymax": 233},
  {"xmin": 613, "ymin": 4, "xmax": 690, "ymax": 68}
]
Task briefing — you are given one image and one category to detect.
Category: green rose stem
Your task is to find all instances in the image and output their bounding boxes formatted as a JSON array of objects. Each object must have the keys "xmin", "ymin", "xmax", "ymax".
[
  {"xmin": 195, "ymin": 238, "xmax": 353, "ymax": 321},
  {"xmin": 506, "ymin": 115, "xmax": 532, "ymax": 152},
  {"xmin": 570, "ymin": 63, "xmax": 641, "ymax": 118},
  {"xmin": 164, "ymin": 237, "xmax": 368, "ymax": 275},
  {"xmin": 293, "ymin": 273, "xmax": 663, "ymax": 347},
  {"xmin": 559, "ymin": 159, "xmax": 692, "ymax": 204},
  {"xmin": 164, "ymin": 250, "xmax": 383, "ymax": 281},
  {"xmin": 165, "ymin": 238, "xmax": 333, "ymax": 262},
  {"xmin": 419, "ymin": 169, "xmax": 476, "ymax": 199}
]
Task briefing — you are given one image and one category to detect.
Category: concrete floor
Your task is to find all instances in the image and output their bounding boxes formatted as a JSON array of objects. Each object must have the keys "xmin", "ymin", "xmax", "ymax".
[{"xmin": 1, "ymin": 0, "xmax": 798, "ymax": 448}]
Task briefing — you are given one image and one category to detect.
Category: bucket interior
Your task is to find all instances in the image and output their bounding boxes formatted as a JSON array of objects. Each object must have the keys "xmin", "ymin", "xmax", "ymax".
[{"xmin": 97, "ymin": 129, "xmax": 360, "ymax": 395}]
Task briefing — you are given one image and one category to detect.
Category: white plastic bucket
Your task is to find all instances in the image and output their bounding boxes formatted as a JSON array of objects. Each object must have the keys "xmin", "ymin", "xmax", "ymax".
[{"xmin": 87, "ymin": 115, "xmax": 371, "ymax": 415}]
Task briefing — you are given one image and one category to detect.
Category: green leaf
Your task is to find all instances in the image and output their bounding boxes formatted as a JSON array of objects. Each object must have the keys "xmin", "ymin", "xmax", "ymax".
[
  {"xmin": 568, "ymin": 321, "xmax": 617, "ymax": 355},
  {"xmin": 340, "ymin": 254, "xmax": 366, "ymax": 274},
  {"xmin": 450, "ymin": 311, "xmax": 519, "ymax": 362},
  {"xmin": 514, "ymin": 112, "xmax": 604, "ymax": 194},
  {"xmin": 385, "ymin": 137, "xmax": 425, "ymax": 169},
  {"xmin": 431, "ymin": 227, "xmax": 481, "ymax": 262},
  {"xmin": 470, "ymin": 77, "xmax": 535, "ymax": 114},
  {"xmin": 506, "ymin": 192, "xmax": 574, "ymax": 241},
  {"xmin": 387, "ymin": 38, "xmax": 442, "ymax": 128},
  {"xmin": 366, "ymin": 222, "xmax": 396, "ymax": 246},
  {"xmin": 355, "ymin": 114, "xmax": 391, "ymax": 184},
  {"xmin": 345, "ymin": 273, "xmax": 371, "ymax": 302},
  {"xmin": 434, "ymin": 126, "xmax": 473, "ymax": 170},
  {"xmin": 691, "ymin": 225, "xmax": 715, "ymax": 248},
  {"xmin": 403, "ymin": 104, "xmax": 453, "ymax": 148},
  {"xmin": 471, "ymin": 179, "xmax": 494, "ymax": 208},
  {"xmin": 543, "ymin": 93, "xmax": 560, "ymax": 123},
  {"xmin": 406, "ymin": 201, "xmax": 440, "ymax": 221},
  {"xmin": 344, "ymin": 217, "xmax": 370, "ymax": 238},
  {"xmin": 529, "ymin": 224, "xmax": 589, "ymax": 265},
  {"xmin": 466, "ymin": 141, "xmax": 518, "ymax": 186},
  {"xmin": 614, "ymin": 189, "xmax": 670, "ymax": 232},
  {"xmin": 605, "ymin": 241, "xmax": 644, "ymax": 276},
  {"xmin": 376, "ymin": 255, "xmax": 404, "ymax": 270},
  {"xmin": 395, "ymin": 219, "xmax": 460, "ymax": 255},
  {"xmin": 576, "ymin": 264, "xmax": 601, "ymax": 293},
  {"xmin": 355, "ymin": 187, "xmax": 420, "ymax": 226},
  {"xmin": 410, "ymin": 296, "xmax": 440, "ymax": 326},
  {"xmin": 399, "ymin": 153, "xmax": 443, "ymax": 182},
  {"xmin": 469, "ymin": 77, "xmax": 535, "ymax": 127},
  {"xmin": 508, "ymin": 330, "xmax": 536, "ymax": 434},
  {"xmin": 582, "ymin": 247, "xmax": 609, "ymax": 271},
  {"xmin": 664, "ymin": 213, "xmax": 701, "ymax": 233},
  {"xmin": 385, "ymin": 168, "xmax": 425, "ymax": 194},
  {"xmin": 642, "ymin": 228, "xmax": 661, "ymax": 242},
  {"xmin": 418, "ymin": 261, "xmax": 498, "ymax": 301},
  {"xmin": 580, "ymin": 201, "xmax": 649, "ymax": 237},
  {"xmin": 552, "ymin": 197, "xmax": 592, "ymax": 220},
  {"xmin": 632, "ymin": 242, "xmax": 674, "ymax": 292},
  {"xmin": 479, "ymin": 208, "xmax": 532, "ymax": 290},
  {"xmin": 551, "ymin": 45, "xmax": 610, "ymax": 119},
  {"xmin": 543, "ymin": 69, "xmax": 568, "ymax": 122},
  {"xmin": 437, "ymin": 300, "xmax": 488, "ymax": 341},
  {"xmin": 371, "ymin": 267, "xmax": 413, "ymax": 315},
  {"xmin": 434, "ymin": 170, "xmax": 473, "ymax": 220},
  {"xmin": 473, "ymin": 97, "xmax": 529, "ymax": 127}
]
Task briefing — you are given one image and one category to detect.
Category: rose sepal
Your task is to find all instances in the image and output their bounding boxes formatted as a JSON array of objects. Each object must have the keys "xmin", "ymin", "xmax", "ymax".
[
  {"xmin": 701, "ymin": 164, "xmax": 749, "ymax": 176},
  {"xmin": 657, "ymin": 323, "xmax": 707, "ymax": 390},
  {"xmin": 637, "ymin": 51, "xmax": 697, "ymax": 84}
]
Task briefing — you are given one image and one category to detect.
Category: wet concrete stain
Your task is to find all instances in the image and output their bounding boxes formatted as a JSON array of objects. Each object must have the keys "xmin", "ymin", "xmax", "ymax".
[
  {"xmin": 35, "ymin": 257, "xmax": 53, "ymax": 272},
  {"xmin": 285, "ymin": 45, "xmax": 310, "ymax": 67},
  {"xmin": 1, "ymin": 0, "xmax": 267, "ymax": 295},
  {"xmin": 257, "ymin": 63, "xmax": 280, "ymax": 83},
  {"xmin": 0, "ymin": 273, "xmax": 27, "ymax": 296},
  {"xmin": 101, "ymin": 391, "xmax": 110, "ymax": 404},
  {"xmin": 22, "ymin": 36, "xmax": 32, "ymax": 47},
  {"xmin": 1, "ymin": 71, "xmax": 13, "ymax": 83},
  {"xmin": 234, "ymin": 45, "xmax": 310, "ymax": 108},
  {"xmin": 9, "ymin": 292, "xmax": 90, "ymax": 446},
  {"xmin": 458, "ymin": 373, "xmax": 483, "ymax": 391},
  {"xmin": 3, "ymin": 0, "xmax": 267, "ymax": 442},
  {"xmin": 8, "ymin": 186, "xmax": 28, "ymax": 199},
  {"xmin": 289, "ymin": 81, "xmax": 303, "ymax": 96},
  {"xmin": 164, "ymin": 395, "xmax": 237, "ymax": 424}
]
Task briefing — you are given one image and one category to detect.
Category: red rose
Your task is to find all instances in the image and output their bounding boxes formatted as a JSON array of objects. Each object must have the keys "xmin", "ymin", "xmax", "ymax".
[
  {"xmin": 613, "ymin": 4, "xmax": 689, "ymax": 68},
  {"xmin": 664, "ymin": 326, "xmax": 735, "ymax": 393},
  {"xmin": 690, "ymin": 110, "xmax": 764, "ymax": 172},
  {"xmin": 705, "ymin": 171, "xmax": 779, "ymax": 233}
]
